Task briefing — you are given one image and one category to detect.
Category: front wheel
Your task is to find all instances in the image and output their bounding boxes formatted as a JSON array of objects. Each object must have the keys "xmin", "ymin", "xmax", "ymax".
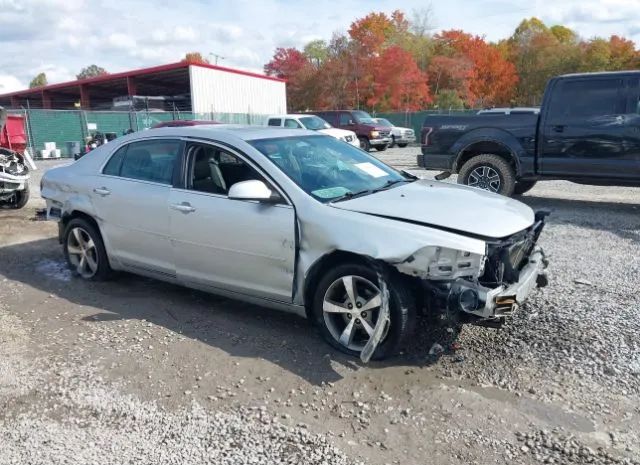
[
  {"xmin": 375, "ymin": 144, "xmax": 387, "ymax": 152},
  {"xmin": 389, "ymin": 136, "xmax": 396, "ymax": 148},
  {"xmin": 312, "ymin": 263, "xmax": 416, "ymax": 360},
  {"xmin": 397, "ymin": 143, "xmax": 408, "ymax": 148},
  {"xmin": 458, "ymin": 154, "xmax": 516, "ymax": 196},
  {"xmin": 13, "ymin": 183, "xmax": 30, "ymax": 209},
  {"xmin": 358, "ymin": 137, "xmax": 371, "ymax": 152}
]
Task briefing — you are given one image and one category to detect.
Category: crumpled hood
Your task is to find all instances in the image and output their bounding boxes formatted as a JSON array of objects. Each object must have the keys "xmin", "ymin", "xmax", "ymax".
[{"xmin": 331, "ymin": 180, "xmax": 535, "ymax": 239}]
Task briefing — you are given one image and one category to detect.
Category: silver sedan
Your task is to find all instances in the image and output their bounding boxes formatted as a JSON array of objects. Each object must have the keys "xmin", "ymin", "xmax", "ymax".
[{"xmin": 42, "ymin": 126, "xmax": 548, "ymax": 360}]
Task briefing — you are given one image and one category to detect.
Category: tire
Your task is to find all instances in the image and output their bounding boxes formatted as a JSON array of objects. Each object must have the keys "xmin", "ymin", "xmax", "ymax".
[
  {"xmin": 375, "ymin": 145, "xmax": 387, "ymax": 152},
  {"xmin": 458, "ymin": 154, "xmax": 516, "ymax": 196},
  {"xmin": 13, "ymin": 182, "xmax": 29, "ymax": 209},
  {"xmin": 397, "ymin": 143, "xmax": 408, "ymax": 148},
  {"xmin": 513, "ymin": 180, "xmax": 537, "ymax": 196},
  {"xmin": 311, "ymin": 262, "xmax": 416, "ymax": 360},
  {"xmin": 358, "ymin": 137, "xmax": 371, "ymax": 151},
  {"xmin": 63, "ymin": 218, "xmax": 112, "ymax": 281},
  {"xmin": 389, "ymin": 136, "xmax": 396, "ymax": 148}
]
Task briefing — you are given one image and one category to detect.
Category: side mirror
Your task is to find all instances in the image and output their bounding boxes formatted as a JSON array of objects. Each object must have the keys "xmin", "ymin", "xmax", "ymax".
[{"xmin": 228, "ymin": 180, "xmax": 282, "ymax": 203}]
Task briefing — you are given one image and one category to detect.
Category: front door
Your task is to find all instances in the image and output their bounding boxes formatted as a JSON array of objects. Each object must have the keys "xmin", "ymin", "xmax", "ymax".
[
  {"xmin": 93, "ymin": 138, "xmax": 182, "ymax": 277},
  {"xmin": 169, "ymin": 142, "xmax": 296, "ymax": 302},
  {"xmin": 540, "ymin": 77, "xmax": 627, "ymax": 178}
]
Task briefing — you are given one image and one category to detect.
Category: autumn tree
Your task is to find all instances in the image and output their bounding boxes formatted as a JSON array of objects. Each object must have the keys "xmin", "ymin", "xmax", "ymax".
[
  {"xmin": 29, "ymin": 72, "xmax": 47, "ymax": 88},
  {"xmin": 264, "ymin": 47, "xmax": 317, "ymax": 110},
  {"xmin": 368, "ymin": 46, "xmax": 431, "ymax": 111},
  {"xmin": 76, "ymin": 65, "xmax": 108, "ymax": 80},
  {"xmin": 182, "ymin": 52, "xmax": 209, "ymax": 64}
]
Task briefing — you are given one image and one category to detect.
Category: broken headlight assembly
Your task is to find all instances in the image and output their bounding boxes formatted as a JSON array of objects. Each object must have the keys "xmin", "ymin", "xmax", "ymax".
[{"xmin": 395, "ymin": 246, "xmax": 486, "ymax": 281}]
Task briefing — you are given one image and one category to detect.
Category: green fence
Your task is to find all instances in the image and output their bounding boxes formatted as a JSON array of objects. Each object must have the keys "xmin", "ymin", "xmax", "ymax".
[
  {"xmin": 374, "ymin": 110, "xmax": 477, "ymax": 142},
  {"xmin": 6, "ymin": 109, "xmax": 271, "ymax": 158},
  {"xmin": 5, "ymin": 108, "xmax": 477, "ymax": 157}
]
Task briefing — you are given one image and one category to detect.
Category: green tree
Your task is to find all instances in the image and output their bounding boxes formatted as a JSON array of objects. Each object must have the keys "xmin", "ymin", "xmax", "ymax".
[
  {"xmin": 29, "ymin": 72, "xmax": 47, "ymax": 88},
  {"xmin": 433, "ymin": 89, "xmax": 465, "ymax": 110},
  {"xmin": 76, "ymin": 65, "xmax": 108, "ymax": 80},
  {"xmin": 304, "ymin": 40, "xmax": 329, "ymax": 67}
]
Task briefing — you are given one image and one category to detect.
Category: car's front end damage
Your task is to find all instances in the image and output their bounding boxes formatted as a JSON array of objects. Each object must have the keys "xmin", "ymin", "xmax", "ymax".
[
  {"xmin": 0, "ymin": 148, "xmax": 33, "ymax": 206},
  {"xmin": 397, "ymin": 211, "xmax": 549, "ymax": 327}
]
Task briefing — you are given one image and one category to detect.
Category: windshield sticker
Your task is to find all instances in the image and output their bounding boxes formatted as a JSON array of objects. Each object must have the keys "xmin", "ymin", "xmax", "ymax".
[
  {"xmin": 312, "ymin": 187, "xmax": 351, "ymax": 199},
  {"xmin": 354, "ymin": 162, "xmax": 388, "ymax": 178}
]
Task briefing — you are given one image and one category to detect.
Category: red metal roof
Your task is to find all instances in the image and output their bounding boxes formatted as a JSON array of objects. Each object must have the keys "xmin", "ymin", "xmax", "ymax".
[{"xmin": 0, "ymin": 61, "xmax": 285, "ymax": 98}]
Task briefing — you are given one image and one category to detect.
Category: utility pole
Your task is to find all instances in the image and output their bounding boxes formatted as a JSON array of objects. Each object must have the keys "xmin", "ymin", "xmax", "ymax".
[{"xmin": 208, "ymin": 53, "xmax": 225, "ymax": 65}]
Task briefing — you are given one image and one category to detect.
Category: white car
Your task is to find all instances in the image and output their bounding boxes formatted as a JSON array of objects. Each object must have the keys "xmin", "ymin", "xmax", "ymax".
[
  {"xmin": 266, "ymin": 114, "xmax": 360, "ymax": 147},
  {"xmin": 373, "ymin": 118, "xmax": 416, "ymax": 148}
]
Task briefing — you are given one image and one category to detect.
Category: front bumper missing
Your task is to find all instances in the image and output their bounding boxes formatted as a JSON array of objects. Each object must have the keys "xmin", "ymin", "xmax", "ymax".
[{"xmin": 459, "ymin": 247, "xmax": 548, "ymax": 319}]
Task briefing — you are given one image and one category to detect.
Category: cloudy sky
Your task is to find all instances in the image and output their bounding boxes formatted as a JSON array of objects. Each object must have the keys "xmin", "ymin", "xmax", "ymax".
[{"xmin": 0, "ymin": 0, "xmax": 639, "ymax": 93}]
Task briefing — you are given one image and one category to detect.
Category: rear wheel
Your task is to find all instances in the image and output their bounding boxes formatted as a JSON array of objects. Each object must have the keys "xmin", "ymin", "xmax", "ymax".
[
  {"xmin": 513, "ymin": 180, "xmax": 537, "ymax": 195},
  {"xmin": 458, "ymin": 154, "xmax": 516, "ymax": 196},
  {"xmin": 358, "ymin": 137, "xmax": 371, "ymax": 151},
  {"xmin": 397, "ymin": 143, "xmax": 408, "ymax": 148},
  {"xmin": 63, "ymin": 218, "xmax": 112, "ymax": 281},
  {"xmin": 375, "ymin": 145, "xmax": 387, "ymax": 152},
  {"xmin": 312, "ymin": 263, "xmax": 416, "ymax": 360}
]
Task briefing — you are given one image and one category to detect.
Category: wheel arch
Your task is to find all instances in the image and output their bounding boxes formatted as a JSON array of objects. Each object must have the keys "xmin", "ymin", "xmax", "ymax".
[
  {"xmin": 452, "ymin": 129, "xmax": 524, "ymax": 176},
  {"xmin": 60, "ymin": 210, "xmax": 114, "ymax": 269}
]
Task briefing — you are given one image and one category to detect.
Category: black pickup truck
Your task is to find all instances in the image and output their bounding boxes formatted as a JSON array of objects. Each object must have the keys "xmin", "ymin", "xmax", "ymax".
[{"xmin": 417, "ymin": 71, "xmax": 640, "ymax": 196}]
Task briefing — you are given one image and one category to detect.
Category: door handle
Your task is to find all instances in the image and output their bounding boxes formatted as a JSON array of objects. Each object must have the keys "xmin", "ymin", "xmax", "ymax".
[
  {"xmin": 170, "ymin": 202, "xmax": 196, "ymax": 213},
  {"xmin": 93, "ymin": 187, "xmax": 111, "ymax": 196},
  {"xmin": 552, "ymin": 125, "xmax": 565, "ymax": 133}
]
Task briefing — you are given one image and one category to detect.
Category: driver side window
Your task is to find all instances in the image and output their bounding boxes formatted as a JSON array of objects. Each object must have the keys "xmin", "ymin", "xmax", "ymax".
[{"xmin": 186, "ymin": 143, "xmax": 267, "ymax": 196}]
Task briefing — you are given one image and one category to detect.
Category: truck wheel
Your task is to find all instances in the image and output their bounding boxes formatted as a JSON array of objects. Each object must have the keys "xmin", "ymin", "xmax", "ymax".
[
  {"xmin": 358, "ymin": 137, "xmax": 371, "ymax": 151},
  {"xmin": 312, "ymin": 263, "xmax": 416, "ymax": 360},
  {"xmin": 389, "ymin": 136, "xmax": 396, "ymax": 148},
  {"xmin": 375, "ymin": 145, "xmax": 387, "ymax": 152},
  {"xmin": 513, "ymin": 180, "xmax": 537, "ymax": 195},
  {"xmin": 397, "ymin": 143, "xmax": 408, "ymax": 148},
  {"xmin": 12, "ymin": 183, "xmax": 30, "ymax": 209},
  {"xmin": 458, "ymin": 154, "xmax": 516, "ymax": 196}
]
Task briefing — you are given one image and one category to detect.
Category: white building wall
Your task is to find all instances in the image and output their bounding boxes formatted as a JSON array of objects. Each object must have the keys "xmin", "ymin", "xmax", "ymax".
[{"xmin": 189, "ymin": 65, "xmax": 287, "ymax": 117}]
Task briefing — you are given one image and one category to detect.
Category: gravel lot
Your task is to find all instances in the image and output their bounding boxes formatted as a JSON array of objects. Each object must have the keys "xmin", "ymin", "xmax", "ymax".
[{"xmin": 1, "ymin": 150, "xmax": 639, "ymax": 464}]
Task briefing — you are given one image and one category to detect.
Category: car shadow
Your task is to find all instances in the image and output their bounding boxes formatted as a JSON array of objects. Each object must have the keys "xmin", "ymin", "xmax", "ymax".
[
  {"xmin": 517, "ymin": 194, "xmax": 640, "ymax": 243},
  {"xmin": 0, "ymin": 237, "xmax": 456, "ymax": 386}
]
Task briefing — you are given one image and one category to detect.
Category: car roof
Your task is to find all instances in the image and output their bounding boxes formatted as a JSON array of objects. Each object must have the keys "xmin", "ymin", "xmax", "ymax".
[{"xmin": 140, "ymin": 124, "xmax": 322, "ymax": 141}]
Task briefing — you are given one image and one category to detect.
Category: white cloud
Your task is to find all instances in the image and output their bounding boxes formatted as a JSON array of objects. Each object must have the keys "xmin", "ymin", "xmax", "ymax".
[
  {"xmin": 0, "ymin": 0, "xmax": 639, "ymax": 95},
  {"xmin": 0, "ymin": 74, "xmax": 24, "ymax": 93}
]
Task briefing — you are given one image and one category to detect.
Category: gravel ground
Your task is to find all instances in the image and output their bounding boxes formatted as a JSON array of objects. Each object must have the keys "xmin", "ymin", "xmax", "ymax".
[{"xmin": 0, "ymin": 151, "xmax": 639, "ymax": 464}]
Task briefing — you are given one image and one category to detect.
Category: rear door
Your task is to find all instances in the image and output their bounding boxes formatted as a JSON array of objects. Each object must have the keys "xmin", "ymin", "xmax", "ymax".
[
  {"xmin": 540, "ymin": 77, "xmax": 627, "ymax": 178},
  {"xmin": 93, "ymin": 138, "xmax": 182, "ymax": 277},
  {"xmin": 621, "ymin": 77, "xmax": 640, "ymax": 179}
]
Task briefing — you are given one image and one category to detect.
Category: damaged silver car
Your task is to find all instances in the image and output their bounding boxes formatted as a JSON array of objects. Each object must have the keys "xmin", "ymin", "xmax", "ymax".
[
  {"xmin": 0, "ymin": 107, "xmax": 36, "ymax": 209},
  {"xmin": 41, "ymin": 126, "xmax": 548, "ymax": 360}
]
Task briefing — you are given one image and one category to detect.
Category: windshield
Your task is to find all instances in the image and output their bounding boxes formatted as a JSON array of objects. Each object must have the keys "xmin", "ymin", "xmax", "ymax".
[
  {"xmin": 375, "ymin": 118, "xmax": 392, "ymax": 127},
  {"xmin": 249, "ymin": 135, "xmax": 408, "ymax": 202},
  {"xmin": 299, "ymin": 116, "xmax": 331, "ymax": 130},
  {"xmin": 352, "ymin": 110, "xmax": 376, "ymax": 124}
]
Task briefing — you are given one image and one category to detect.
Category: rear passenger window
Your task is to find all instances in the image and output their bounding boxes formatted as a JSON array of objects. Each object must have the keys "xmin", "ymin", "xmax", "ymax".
[
  {"xmin": 103, "ymin": 146, "xmax": 127, "ymax": 176},
  {"xmin": 268, "ymin": 118, "xmax": 281, "ymax": 126},
  {"xmin": 117, "ymin": 139, "xmax": 181, "ymax": 184}
]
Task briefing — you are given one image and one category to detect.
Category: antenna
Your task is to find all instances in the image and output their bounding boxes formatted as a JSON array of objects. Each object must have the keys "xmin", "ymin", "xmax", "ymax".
[{"xmin": 208, "ymin": 53, "xmax": 226, "ymax": 65}]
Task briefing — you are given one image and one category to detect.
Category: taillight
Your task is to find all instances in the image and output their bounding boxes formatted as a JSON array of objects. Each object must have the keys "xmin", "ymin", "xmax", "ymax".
[{"xmin": 423, "ymin": 127, "xmax": 433, "ymax": 146}]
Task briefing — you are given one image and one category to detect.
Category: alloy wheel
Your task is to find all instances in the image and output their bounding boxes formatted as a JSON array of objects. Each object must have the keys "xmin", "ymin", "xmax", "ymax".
[
  {"xmin": 66, "ymin": 227, "xmax": 99, "ymax": 279},
  {"xmin": 468, "ymin": 165, "xmax": 501, "ymax": 193},
  {"xmin": 322, "ymin": 275, "xmax": 384, "ymax": 351}
]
